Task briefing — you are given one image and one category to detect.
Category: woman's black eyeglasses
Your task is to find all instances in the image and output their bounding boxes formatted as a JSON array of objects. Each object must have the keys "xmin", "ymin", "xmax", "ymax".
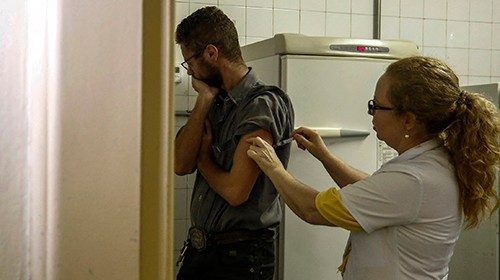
[
  {"xmin": 180, "ymin": 49, "xmax": 204, "ymax": 71},
  {"xmin": 367, "ymin": 99, "xmax": 393, "ymax": 115}
]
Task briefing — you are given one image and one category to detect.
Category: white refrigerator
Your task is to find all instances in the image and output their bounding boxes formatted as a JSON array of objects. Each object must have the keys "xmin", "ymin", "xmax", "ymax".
[{"xmin": 242, "ymin": 34, "xmax": 419, "ymax": 280}]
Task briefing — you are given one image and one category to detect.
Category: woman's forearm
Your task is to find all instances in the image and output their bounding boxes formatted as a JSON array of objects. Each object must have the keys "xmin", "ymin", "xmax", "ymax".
[
  {"xmin": 319, "ymin": 152, "xmax": 369, "ymax": 188},
  {"xmin": 267, "ymin": 168, "xmax": 330, "ymax": 225}
]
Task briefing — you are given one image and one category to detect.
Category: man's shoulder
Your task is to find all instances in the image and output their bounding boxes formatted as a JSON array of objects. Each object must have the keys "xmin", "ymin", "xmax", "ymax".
[{"xmin": 245, "ymin": 83, "xmax": 289, "ymax": 102}]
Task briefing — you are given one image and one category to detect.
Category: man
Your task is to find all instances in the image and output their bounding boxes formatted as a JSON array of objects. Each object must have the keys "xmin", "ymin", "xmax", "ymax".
[{"xmin": 174, "ymin": 6, "xmax": 294, "ymax": 280}]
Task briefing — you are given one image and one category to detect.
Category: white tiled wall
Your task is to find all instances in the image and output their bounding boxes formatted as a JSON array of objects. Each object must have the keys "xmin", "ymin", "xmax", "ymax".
[
  {"xmin": 173, "ymin": 0, "xmax": 500, "ymax": 254},
  {"xmin": 382, "ymin": 0, "xmax": 500, "ymax": 86}
]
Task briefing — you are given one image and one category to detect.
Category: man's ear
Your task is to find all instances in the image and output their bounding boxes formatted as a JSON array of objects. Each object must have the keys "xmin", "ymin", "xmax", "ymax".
[{"xmin": 204, "ymin": 44, "xmax": 219, "ymax": 63}]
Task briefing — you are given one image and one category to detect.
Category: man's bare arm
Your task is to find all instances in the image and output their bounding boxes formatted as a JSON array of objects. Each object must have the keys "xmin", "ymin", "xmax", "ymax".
[
  {"xmin": 197, "ymin": 129, "xmax": 274, "ymax": 206},
  {"xmin": 174, "ymin": 79, "xmax": 219, "ymax": 175}
]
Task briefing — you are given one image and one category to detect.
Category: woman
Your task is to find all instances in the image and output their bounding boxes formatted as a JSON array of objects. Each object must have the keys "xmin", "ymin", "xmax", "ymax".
[{"xmin": 246, "ymin": 56, "xmax": 499, "ymax": 279}]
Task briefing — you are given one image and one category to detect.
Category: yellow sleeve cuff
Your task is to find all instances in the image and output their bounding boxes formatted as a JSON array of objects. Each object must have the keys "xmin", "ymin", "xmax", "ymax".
[{"xmin": 315, "ymin": 187, "xmax": 363, "ymax": 231}]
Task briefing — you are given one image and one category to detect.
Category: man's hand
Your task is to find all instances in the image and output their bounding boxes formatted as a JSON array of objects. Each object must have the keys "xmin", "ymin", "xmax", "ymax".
[{"xmin": 192, "ymin": 77, "xmax": 220, "ymax": 102}]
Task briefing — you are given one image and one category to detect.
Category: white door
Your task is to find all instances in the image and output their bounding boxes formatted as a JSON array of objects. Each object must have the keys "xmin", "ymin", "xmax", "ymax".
[{"xmin": 280, "ymin": 55, "xmax": 393, "ymax": 280}]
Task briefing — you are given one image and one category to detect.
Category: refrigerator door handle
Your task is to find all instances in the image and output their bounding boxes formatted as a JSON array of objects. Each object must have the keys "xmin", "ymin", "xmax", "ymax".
[{"xmin": 306, "ymin": 127, "xmax": 370, "ymax": 138}]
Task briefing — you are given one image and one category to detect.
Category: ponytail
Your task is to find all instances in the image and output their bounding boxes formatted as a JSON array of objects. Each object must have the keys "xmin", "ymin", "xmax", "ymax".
[{"xmin": 442, "ymin": 91, "xmax": 500, "ymax": 228}]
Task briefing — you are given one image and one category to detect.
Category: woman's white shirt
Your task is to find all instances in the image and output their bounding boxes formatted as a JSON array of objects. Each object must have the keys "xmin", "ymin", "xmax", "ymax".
[{"xmin": 339, "ymin": 139, "xmax": 462, "ymax": 280}]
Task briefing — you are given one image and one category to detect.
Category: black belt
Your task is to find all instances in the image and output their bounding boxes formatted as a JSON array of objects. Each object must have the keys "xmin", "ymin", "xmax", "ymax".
[{"xmin": 188, "ymin": 227, "xmax": 275, "ymax": 251}]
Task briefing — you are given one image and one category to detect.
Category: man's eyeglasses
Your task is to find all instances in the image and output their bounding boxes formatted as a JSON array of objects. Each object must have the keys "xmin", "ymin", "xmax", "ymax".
[
  {"xmin": 180, "ymin": 49, "xmax": 204, "ymax": 71},
  {"xmin": 367, "ymin": 99, "xmax": 393, "ymax": 115}
]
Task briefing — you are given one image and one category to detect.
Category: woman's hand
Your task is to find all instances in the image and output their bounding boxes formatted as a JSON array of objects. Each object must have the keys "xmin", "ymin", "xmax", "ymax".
[
  {"xmin": 247, "ymin": 137, "xmax": 284, "ymax": 174},
  {"xmin": 292, "ymin": 127, "xmax": 330, "ymax": 161},
  {"xmin": 198, "ymin": 119, "xmax": 213, "ymax": 163}
]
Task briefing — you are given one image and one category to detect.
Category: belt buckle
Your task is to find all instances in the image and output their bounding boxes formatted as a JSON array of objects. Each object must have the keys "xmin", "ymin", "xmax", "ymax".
[{"xmin": 189, "ymin": 227, "xmax": 207, "ymax": 251}]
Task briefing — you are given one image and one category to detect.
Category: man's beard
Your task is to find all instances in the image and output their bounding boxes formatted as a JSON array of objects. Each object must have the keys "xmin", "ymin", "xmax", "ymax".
[{"xmin": 201, "ymin": 64, "xmax": 223, "ymax": 88}]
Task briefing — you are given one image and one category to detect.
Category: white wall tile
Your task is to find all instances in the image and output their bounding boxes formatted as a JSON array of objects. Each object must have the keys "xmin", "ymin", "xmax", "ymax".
[
  {"xmin": 187, "ymin": 76, "xmax": 197, "ymax": 97},
  {"xmin": 175, "ymin": 174, "xmax": 187, "ymax": 189},
  {"xmin": 187, "ymin": 173, "xmax": 196, "ymax": 189},
  {"xmin": 300, "ymin": 11, "xmax": 326, "ymax": 36},
  {"xmin": 424, "ymin": 0, "xmax": 446, "ymax": 20},
  {"xmin": 326, "ymin": 13, "xmax": 351, "ymax": 37},
  {"xmin": 326, "ymin": 0, "xmax": 351, "ymax": 13},
  {"xmin": 190, "ymin": 0, "xmax": 217, "ymax": 4},
  {"xmin": 188, "ymin": 89, "xmax": 198, "ymax": 100},
  {"xmin": 274, "ymin": 9, "xmax": 300, "ymax": 34},
  {"xmin": 247, "ymin": 0, "xmax": 273, "ymax": 8},
  {"xmin": 175, "ymin": 42, "xmax": 184, "ymax": 60},
  {"xmin": 239, "ymin": 36, "xmax": 246, "ymax": 46},
  {"xmin": 219, "ymin": 5, "xmax": 246, "ymax": 37},
  {"xmin": 352, "ymin": 0, "xmax": 373, "ymax": 15},
  {"xmin": 381, "ymin": 16, "xmax": 400, "ymax": 40},
  {"xmin": 446, "ymin": 48, "xmax": 469, "ymax": 75},
  {"xmin": 400, "ymin": 0, "xmax": 423, "ymax": 18},
  {"xmin": 174, "ymin": 220, "xmax": 188, "ymax": 250},
  {"xmin": 175, "ymin": 94, "xmax": 188, "ymax": 111},
  {"xmin": 491, "ymin": 50, "xmax": 500, "ymax": 76},
  {"xmin": 469, "ymin": 49, "xmax": 492, "ymax": 76},
  {"xmin": 189, "ymin": 3, "xmax": 208, "ymax": 13},
  {"xmin": 174, "ymin": 64, "xmax": 190, "ymax": 97},
  {"xmin": 447, "ymin": 21, "xmax": 470, "ymax": 48},
  {"xmin": 301, "ymin": 0, "xmax": 326, "ymax": 11},
  {"xmin": 175, "ymin": 2, "xmax": 190, "ymax": 26},
  {"xmin": 381, "ymin": 0, "xmax": 400, "ymax": 16},
  {"xmin": 423, "ymin": 19, "xmax": 446, "ymax": 47},
  {"xmin": 493, "ymin": 23, "xmax": 500, "ymax": 49},
  {"xmin": 492, "ymin": 76, "xmax": 500, "ymax": 83},
  {"xmin": 246, "ymin": 37, "xmax": 268, "ymax": 45},
  {"xmin": 447, "ymin": 0, "xmax": 470, "ymax": 21},
  {"xmin": 470, "ymin": 0, "xmax": 492, "ymax": 22},
  {"xmin": 175, "ymin": 116, "xmax": 187, "ymax": 128},
  {"xmin": 274, "ymin": 0, "xmax": 300, "ymax": 10},
  {"xmin": 494, "ymin": 0, "xmax": 500, "ymax": 22},
  {"xmin": 351, "ymin": 14, "xmax": 373, "ymax": 39},
  {"xmin": 174, "ymin": 189, "xmax": 188, "ymax": 220},
  {"xmin": 247, "ymin": 8, "xmax": 273, "ymax": 37},
  {"xmin": 400, "ymin": 18, "xmax": 423, "ymax": 46},
  {"xmin": 468, "ymin": 76, "xmax": 492, "ymax": 85},
  {"xmin": 219, "ymin": 0, "xmax": 245, "ymax": 5},
  {"xmin": 469, "ymin": 22, "xmax": 492, "ymax": 49},
  {"xmin": 188, "ymin": 94, "xmax": 197, "ymax": 110},
  {"xmin": 186, "ymin": 193, "xmax": 193, "ymax": 226},
  {"xmin": 458, "ymin": 75, "xmax": 469, "ymax": 86},
  {"xmin": 423, "ymin": 47, "xmax": 447, "ymax": 61}
]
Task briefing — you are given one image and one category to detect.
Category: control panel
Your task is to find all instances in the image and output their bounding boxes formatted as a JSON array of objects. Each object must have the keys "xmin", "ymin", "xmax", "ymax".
[{"xmin": 329, "ymin": 44, "xmax": 390, "ymax": 54}]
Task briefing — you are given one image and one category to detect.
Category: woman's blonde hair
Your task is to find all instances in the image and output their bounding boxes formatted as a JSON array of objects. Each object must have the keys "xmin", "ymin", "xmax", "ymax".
[{"xmin": 385, "ymin": 56, "xmax": 500, "ymax": 228}]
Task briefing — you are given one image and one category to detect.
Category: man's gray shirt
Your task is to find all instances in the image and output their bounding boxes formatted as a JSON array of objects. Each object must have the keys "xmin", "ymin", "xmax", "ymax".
[{"xmin": 189, "ymin": 68, "xmax": 294, "ymax": 233}]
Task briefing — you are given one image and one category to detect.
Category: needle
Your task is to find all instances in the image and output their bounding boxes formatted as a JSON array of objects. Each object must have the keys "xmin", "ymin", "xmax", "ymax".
[{"xmin": 273, "ymin": 137, "xmax": 294, "ymax": 148}]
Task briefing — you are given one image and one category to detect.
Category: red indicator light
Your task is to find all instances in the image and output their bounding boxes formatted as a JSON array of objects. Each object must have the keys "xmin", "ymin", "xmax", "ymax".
[{"xmin": 356, "ymin": 46, "xmax": 366, "ymax": 52}]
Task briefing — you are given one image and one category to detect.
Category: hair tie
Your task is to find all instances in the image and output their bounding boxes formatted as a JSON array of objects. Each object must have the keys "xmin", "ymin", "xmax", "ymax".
[{"xmin": 456, "ymin": 90, "xmax": 467, "ymax": 106}]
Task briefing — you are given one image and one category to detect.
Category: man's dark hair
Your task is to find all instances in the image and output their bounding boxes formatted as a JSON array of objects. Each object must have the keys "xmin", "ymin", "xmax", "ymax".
[{"xmin": 175, "ymin": 6, "xmax": 243, "ymax": 63}]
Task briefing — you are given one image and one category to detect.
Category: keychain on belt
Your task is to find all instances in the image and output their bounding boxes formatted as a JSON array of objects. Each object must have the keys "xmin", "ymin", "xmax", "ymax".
[{"xmin": 176, "ymin": 241, "xmax": 189, "ymax": 266}]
